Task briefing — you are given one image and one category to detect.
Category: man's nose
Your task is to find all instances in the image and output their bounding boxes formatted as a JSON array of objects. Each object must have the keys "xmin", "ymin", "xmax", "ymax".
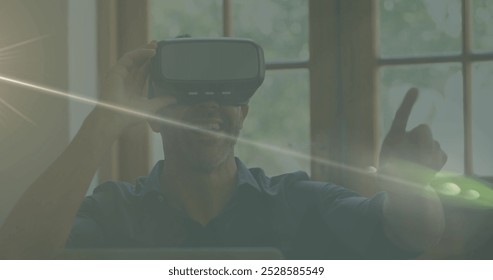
[
  {"xmin": 192, "ymin": 99, "xmax": 222, "ymax": 118},
  {"xmin": 196, "ymin": 99, "xmax": 220, "ymax": 110}
]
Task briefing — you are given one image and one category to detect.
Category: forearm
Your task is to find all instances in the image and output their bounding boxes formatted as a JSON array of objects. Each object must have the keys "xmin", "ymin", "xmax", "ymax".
[
  {"xmin": 378, "ymin": 166, "xmax": 445, "ymax": 252},
  {"xmin": 0, "ymin": 109, "xmax": 120, "ymax": 259}
]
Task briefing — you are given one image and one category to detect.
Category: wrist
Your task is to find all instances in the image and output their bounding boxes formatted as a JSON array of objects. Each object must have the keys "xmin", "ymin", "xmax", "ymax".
[
  {"xmin": 378, "ymin": 159, "xmax": 436, "ymax": 187},
  {"xmin": 83, "ymin": 108, "xmax": 125, "ymax": 141}
]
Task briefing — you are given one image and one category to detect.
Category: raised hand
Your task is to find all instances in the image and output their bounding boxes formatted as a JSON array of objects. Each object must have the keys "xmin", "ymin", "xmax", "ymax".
[
  {"xmin": 379, "ymin": 88, "xmax": 447, "ymax": 185},
  {"xmin": 96, "ymin": 41, "xmax": 176, "ymax": 133}
]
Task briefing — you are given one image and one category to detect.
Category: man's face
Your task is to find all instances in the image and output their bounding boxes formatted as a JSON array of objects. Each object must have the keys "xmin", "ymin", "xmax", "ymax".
[{"xmin": 153, "ymin": 100, "xmax": 249, "ymax": 172}]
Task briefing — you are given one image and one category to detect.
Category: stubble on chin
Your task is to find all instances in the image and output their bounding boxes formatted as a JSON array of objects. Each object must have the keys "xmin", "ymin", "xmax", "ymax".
[
  {"xmin": 187, "ymin": 143, "xmax": 236, "ymax": 173},
  {"xmin": 163, "ymin": 124, "xmax": 242, "ymax": 173}
]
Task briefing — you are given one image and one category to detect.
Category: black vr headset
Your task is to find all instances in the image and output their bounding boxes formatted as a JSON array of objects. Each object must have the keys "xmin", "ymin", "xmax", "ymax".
[{"xmin": 149, "ymin": 38, "xmax": 265, "ymax": 105}]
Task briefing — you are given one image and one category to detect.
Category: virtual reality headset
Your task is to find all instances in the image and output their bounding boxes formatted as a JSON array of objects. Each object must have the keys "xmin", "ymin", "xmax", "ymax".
[{"xmin": 149, "ymin": 38, "xmax": 265, "ymax": 105}]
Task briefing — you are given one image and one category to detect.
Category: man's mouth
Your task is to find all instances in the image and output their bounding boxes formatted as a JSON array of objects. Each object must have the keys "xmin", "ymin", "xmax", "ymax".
[
  {"xmin": 190, "ymin": 119, "xmax": 224, "ymax": 133},
  {"xmin": 196, "ymin": 122, "xmax": 221, "ymax": 131}
]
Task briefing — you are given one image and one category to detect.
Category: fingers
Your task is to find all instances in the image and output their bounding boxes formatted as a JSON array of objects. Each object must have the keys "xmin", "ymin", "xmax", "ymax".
[
  {"xmin": 433, "ymin": 141, "xmax": 448, "ymax": 170},
  {"xmin": 118, "ymin": 48, "xmax": 156, "ymax": 70},
  {"xmin": 107, "ymin": 41, "xmax": 157, "ymax": 96},
  {"xmin": 409, "ymin": 124, "xmax": 434, "ymax": 160},
  {"xmin": 408, "ymin": 124, "xmax": 446, "ymax": 171},
  {"xmin": 133, "ymin": 42, "xmax": 157, "ymax": 93},
  {"xmin": 115, "ymin": 41, "xmax": 157, "ymax": 74},
  {"xmin": 389, "ymin": 88, "xmax": 419, "ymax": 135},
  {"xmin": 135, "ymin": 59, "xmax": 152, "ymax": 96}
]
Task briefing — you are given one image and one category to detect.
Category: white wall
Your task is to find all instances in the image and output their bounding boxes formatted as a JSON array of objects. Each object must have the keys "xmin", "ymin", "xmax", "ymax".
[
  {"xmin": 0, "ymin": 0, "xmax": 69, "ymax": 223},
  {"xmin": 68, "ymin": 0, "xmax": 99, "ymax": 194}
]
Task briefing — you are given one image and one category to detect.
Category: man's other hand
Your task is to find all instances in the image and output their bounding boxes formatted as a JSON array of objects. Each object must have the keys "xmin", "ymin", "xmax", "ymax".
[{"xmin": 379, "ymin": 88, "xmax": 448, "ymax": 185}]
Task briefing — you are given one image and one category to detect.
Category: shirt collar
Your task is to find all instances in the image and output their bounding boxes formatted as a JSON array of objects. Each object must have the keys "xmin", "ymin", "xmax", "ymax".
[
  {"xmin": 135, "ymin": 157, "xmax": 263, "ymax": 197},
  {"xmin": 234, "ymin": 157, "xmax": 262, "ymax": 192},
  {"xmin": 135, "ymin": 160, "xmax": 163, "ymax": 197}
]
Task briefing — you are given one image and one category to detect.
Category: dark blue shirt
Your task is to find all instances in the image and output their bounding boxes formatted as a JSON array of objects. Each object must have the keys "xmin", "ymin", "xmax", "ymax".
[{"xmin": 67, "ymin": 158, "xmax": 416, "ymax": 259}]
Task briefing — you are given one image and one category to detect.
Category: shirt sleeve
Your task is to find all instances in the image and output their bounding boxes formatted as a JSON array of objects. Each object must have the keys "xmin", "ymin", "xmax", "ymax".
[
  {"xmin": 64, "ymin": 181, "xmax": 125, "ymax": 248},
  {"xmin": 290, "ymin": 181, "xmax": 421, "ymax": 259},
  {"xmin": 65, "ymin": 196, "xmax": 106, "ymax": 248}
]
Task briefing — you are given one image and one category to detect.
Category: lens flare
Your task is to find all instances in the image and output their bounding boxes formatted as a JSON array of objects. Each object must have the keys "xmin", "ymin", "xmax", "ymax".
[
  {"xmin": 0, "ymin": 35, "xmax": 49, "ymax": 53},
  {"xmin": 0, "ymin": 35, "xmax": 49, "ymax": 126},
  {"xmin": 0, "ymin": 52, "xmax": 18, "ymax": 62},
  {"xmin": 0, "ymin": 97, "xmax": 36, "ymax": 126},
  {"xmin": 0, "ymin": 74, "xmax": 382, "ymax": 174},
  {"xmin": 0, "ymin": 73, "xmax": 492, "ymax": 209}
]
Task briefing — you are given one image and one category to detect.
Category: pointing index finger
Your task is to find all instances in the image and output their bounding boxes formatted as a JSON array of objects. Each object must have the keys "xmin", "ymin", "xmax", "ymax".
[{"xmin": 389, "ymin": 88, "xmax": 419, "ymax": 134}]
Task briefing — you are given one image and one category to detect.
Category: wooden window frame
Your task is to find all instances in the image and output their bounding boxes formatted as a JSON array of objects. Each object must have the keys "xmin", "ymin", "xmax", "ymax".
[
  {"xmin": 97, "ymin": 0, "xmax": 150, "ymax": 183},
  {"xmin": 97, "ymin": 0, "xmax": 490, "ymax": 186},
  {"xmin": 376, "ymin": 0, "xmax": 492, "ymax": 181},
  {"xmin": 98, "ymin": 0, "xmax": 375, "ymax": 186},
  {"xmin": 309, "ymin": 0, "xmax": 493, "ymax": 190},
  {"xmin": 309, "ymin": 0, "xmax": 377, "ymax": 194}
]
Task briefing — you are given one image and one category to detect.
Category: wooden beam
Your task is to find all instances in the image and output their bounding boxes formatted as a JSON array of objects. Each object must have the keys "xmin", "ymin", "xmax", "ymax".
[
  {"xmin": 308, "ymin": 0, "xmax": 341, "ymax": 183},
  {"xmin": 309, "ymin": 0, "xmax": 379, "ymax": 194},
  {"xmin": 117, "ymin": 0, "xmax": 151, "ymax": 183},
  {"xmin": 97, "ymin": 0, "xmax": 119, "ymax": 182},
  {"xmin": 223, "ymin": 0, "xmax": 232, "ymax": 37},
  {"xmin": 97, "ymin": 0, "xmax": 151, "ymax": 183},
  {"xmin": 339, "ymin": 0, "xmax": 378, "ymax": 194}
]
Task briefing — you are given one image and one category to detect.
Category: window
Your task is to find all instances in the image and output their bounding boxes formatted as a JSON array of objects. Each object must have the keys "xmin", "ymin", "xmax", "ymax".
[
  {"xmin": 147, "ymin": 0, "xmax": 492, "ymax": 183},
  {"xmin": 378, "ymin": 0, "xmax": 493, "ymax": 178},
  {"xmin": 149, "ymin": 0, "xmax": 310, "ymax": 176}
]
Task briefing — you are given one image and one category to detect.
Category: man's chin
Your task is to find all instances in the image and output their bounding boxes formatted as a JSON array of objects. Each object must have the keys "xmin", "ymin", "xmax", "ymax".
[{"xmin": 184, "ymin": 148, "xmax": 234, "ymax": 173}]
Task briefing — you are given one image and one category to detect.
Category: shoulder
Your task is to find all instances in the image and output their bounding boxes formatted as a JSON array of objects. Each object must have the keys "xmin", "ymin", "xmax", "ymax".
[
  {"xmin": 256, "ymin": 169, "xmax": 364, "ymax": 201},
  {"xmin": 90, "ymin": 180, "xmax": 138, "ymax": 201},
  {"xmin": 249, "ymin": 168, "xmax": 381, "ymax": 212},
  {"xmin": 69, "ymin": 180, "xmax": 148, "ymax": 248},
  {"xmin": 80, "ymin": 180, "xmax": 143, "ymax": 216}
]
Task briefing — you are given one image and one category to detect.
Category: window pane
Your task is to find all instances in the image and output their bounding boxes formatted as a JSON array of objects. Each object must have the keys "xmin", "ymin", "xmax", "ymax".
[
  {"xmin": 379, "ymin": 64, "xmax": 464, "ymax": 173},
  {"xmin": 472, "ymin": 63, "xmax": 493, "ymax": 176},
  {"xmin": 378, "ymin": 0, "xmax": 461, "ymax": 57},
  {"xmin": 235, "ymin": 69, "xmax": 310, "ymax": 176},
  {"xmin": 149, "ymin": 0, "xmax": 223, "ymax": 166},
  {"xmin": 150, "ymin": 0, "xmax": 222, "ymax": 39},
  {"xmin": 231, "ymin": 0, "xmax": 309, "ymax": 61},
  {"xmin": 472, "ymin": 0, "xmax": 493, "ymax": 53}
]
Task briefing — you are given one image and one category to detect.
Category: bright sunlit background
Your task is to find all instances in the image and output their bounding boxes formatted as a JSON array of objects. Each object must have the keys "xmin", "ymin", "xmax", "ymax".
[
  {"xmin": 148, "ymin": 0, "xmax": 492, "ymax": 178},
  {"xmin": 0, "ymin": 0, "xmax": 492, "ymax": 231},
  {"xmin": 378, "ymin": 0, "xmax": 493, "ymax": 176}
]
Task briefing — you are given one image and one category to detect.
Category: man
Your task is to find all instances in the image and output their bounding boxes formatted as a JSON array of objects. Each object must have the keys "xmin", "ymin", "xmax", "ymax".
[{"xmin": 0, "ymin": 41, "xmax": 447, "ymax": 259}]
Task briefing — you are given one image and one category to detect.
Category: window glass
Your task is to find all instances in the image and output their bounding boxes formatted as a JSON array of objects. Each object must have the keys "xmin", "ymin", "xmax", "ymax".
[
  {"xmin": 378, "ymin": 0, "xmax": 461, "ymax": 57},
  {"xmin": 472, "ymin": 0, "xmax": 493, "ymax": 53},
  {"xmin": 236, "ymin": 69, "xmax": 310, "ymax": 176},
  {"xmin": 471, "ymin": 62, "xmax": 493, "ymax": 176},
  {"xmin": 149, "ymin": 0, "xmax": 311, "ymax": 176},
  {"xmin": 379, "ymin": 63, "xmax": 464, "ymax": 173},
  {"xmin": 231, "ymin": 0, "xmax": 309, "ymax": 61},
  {"xmin": 150, "ymin": 0, "xmax": 222, "ymax": 39}
]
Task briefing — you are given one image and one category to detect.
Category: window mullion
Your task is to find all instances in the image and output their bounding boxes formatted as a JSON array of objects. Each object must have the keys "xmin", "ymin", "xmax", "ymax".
[
  {"xmin": 462, "ymin": 0, "xmax": 473, "ymax": 175},
  {"xmin": 223, "ymin": 0, "xmax": 232, "ymax": 37}
]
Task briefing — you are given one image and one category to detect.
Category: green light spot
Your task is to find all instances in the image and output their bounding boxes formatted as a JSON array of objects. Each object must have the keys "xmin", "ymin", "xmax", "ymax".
[
  {"xmin": 436, "ymin": 182, "xmax": 461, "ymax": 196},
  {"xmin": 462, "ymin": 189, "xmax": 481, "ymax": 200}
]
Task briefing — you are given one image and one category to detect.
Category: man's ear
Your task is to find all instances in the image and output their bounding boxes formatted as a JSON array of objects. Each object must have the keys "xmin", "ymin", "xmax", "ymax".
[
  {"xmin": 239, "ymin": 104, "xmax": 249, "ymax": 128},
  {"xmin": 145, "ymin": 79, "xmax": 160, "ymax": 133}
]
